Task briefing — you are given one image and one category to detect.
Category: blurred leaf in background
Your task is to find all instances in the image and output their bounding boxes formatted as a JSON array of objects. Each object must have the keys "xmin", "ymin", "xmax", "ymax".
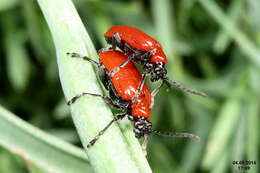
[{"xmin": 0, "ymin": 0, "xmax": 259, "ymax": 173}]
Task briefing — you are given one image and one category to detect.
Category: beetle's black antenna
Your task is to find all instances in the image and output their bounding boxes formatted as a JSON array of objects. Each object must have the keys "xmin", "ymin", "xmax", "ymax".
[
  {"xmin": 163, "ymin": 77, "xmax": 207, "ymax": 97},
  {"xmin": 152, "ymin": 130, "xmax": 200, "ymax": 141}
]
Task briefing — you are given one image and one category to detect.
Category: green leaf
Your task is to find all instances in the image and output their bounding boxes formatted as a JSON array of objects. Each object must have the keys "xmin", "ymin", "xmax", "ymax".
[
  {"xmin": 0, "ymin": 105, "xmax": 93, "ymax": 173},
  {"xmin": 27, "ymin": 163, "xmax": 48, "ymax": 173},
  {"xmin": 0, "ymin": 148, "xmax": 26, "ymax": 173},
  {"xmin": 3, "ymin": 13, "xmax": 30, "ymax": 92}
]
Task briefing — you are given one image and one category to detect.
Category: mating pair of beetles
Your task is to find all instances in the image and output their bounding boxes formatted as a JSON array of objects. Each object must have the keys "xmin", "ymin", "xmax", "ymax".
[{"xmin": 67, "ymin": 25, "xmax": 207, "ymax": 148}]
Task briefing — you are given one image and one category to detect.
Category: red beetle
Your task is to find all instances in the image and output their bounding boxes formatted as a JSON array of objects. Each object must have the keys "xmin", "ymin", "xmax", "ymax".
[
  {"xmin": 105, "ymin": 25, "xmax": 167, "ymax": 64},
  {"xmin": 67, "ymin": 50, "xmax": 199, "ymax": 148},
  {"xmin": 104, "ymin": 25, "xmax": 207, "ymax": 97}
]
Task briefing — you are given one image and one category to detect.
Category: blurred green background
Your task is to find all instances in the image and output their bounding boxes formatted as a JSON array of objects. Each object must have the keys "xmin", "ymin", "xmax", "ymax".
[{"xmin": 0, "ymin": 0, "xmax": 259, "ymax": 172}]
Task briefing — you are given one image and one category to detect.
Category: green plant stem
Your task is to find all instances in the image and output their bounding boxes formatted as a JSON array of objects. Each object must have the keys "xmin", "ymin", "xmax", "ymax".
[{"xmin": 37, "ymin": 0, "xmax": 152, "ymax": 172}]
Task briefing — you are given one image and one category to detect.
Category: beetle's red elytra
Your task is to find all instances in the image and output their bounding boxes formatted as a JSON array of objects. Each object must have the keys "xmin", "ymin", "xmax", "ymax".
[{"xmin": 99, "ymin": 50, "xmax": 152, "ymax": 118}]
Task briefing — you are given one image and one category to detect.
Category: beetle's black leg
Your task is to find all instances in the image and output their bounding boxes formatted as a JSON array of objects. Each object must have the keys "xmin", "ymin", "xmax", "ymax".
[
  {"xmin": 112, "ymin": 32, "xmax": 121, "ymax": 48},
  {"xmin": 66, "ymin": 52, "xmax": 100, "ymax": 66},
  {"xmin": 67, "ymin": 92, "xmax": 118, "ymax": 108},
  {"xmin": 131, "ymin": 73, "xmax": 147, "ymax": 103},
  {"xmin": 110, "ymin": 32, "xmax": 122, "ymax": 49},
  {"xmin": 87, "ymin": 113, "xmax": 127, "ymax": 148},
  {"xmin": 151, "ymin": 81, "xmax": 164, "ymax": 97},
  {"xmin": 149, "ymin": 81, "xmax": 165, "ymax": 108}
]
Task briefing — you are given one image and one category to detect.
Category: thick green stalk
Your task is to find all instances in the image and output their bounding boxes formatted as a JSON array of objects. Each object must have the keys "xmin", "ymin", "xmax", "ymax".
[{"xmin": 36, "ymin": 0, "xmax": 152, "ymax": 172}]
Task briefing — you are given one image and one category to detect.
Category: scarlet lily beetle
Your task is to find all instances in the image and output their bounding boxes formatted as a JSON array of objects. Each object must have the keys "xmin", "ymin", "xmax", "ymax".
[
  {"xmin": 104, "ymin": 25, "xmax": 207, "ymax": 97},
  {"xmin": 67, "ymin": 50, "xmax": 199, "ymax": 148}
]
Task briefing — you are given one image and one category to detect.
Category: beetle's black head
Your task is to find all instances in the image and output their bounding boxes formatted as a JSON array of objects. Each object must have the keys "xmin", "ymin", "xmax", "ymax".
[
  {"xmin": 132, "ymin": 116, "xmax": 152, "ymax": 138},
  {"xmin": 149, "ymin": 62, "xmax": 167, "ymax": 82},
  {"xmin": 129, "ymin": 115, "xmax": 200, "ymax": 141}
]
